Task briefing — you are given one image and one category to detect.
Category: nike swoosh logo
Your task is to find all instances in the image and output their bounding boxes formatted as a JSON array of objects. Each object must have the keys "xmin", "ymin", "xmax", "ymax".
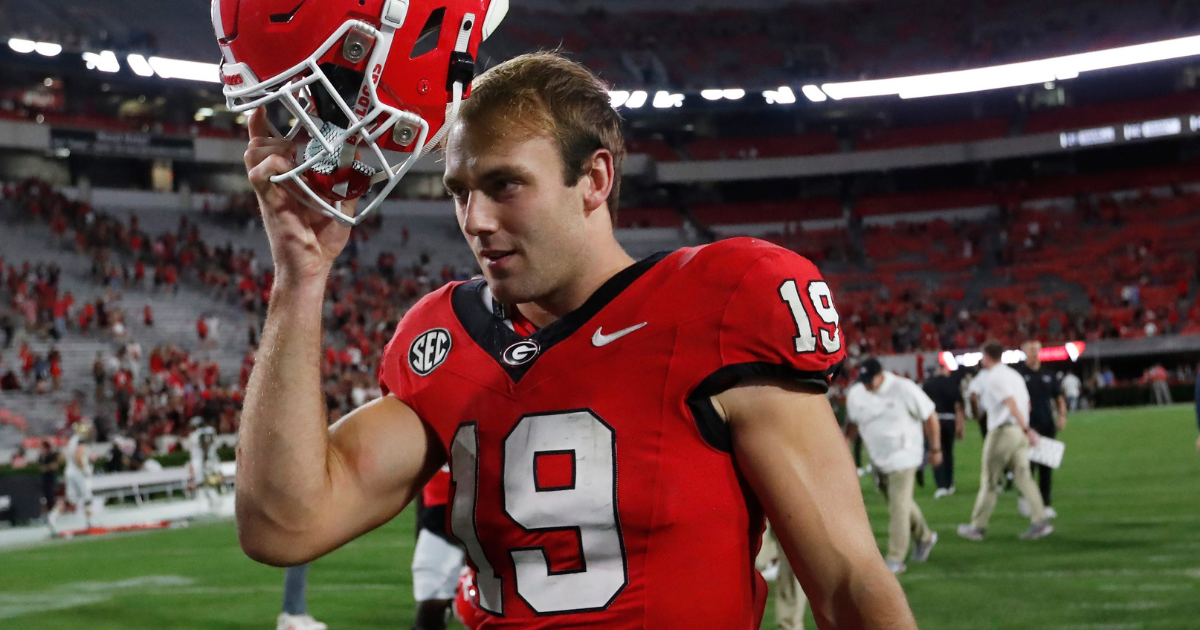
[{"xmin": 592, "ymin": 322, "xmax": 648, "ymax": 347}]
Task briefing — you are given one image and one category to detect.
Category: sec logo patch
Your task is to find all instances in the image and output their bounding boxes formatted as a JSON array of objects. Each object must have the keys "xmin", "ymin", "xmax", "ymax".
[{"xmin": 409, "ymin": 328, "xmax": 452, "ymax": 376}]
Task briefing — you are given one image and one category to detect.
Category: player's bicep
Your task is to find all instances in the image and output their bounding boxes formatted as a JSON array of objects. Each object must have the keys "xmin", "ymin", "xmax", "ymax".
[
  {"xmin": 720, "ymin": 381, "xmax": 889, "ymax": 606},
  {"xmin": 326, "ymin": 395, "xmax": 444, "ymax": 533}
]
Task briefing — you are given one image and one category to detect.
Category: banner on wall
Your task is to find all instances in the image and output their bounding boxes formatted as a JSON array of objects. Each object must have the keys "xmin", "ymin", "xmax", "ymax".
[{"xmin": 51, "ymin": 129, "xmax": 194, "ymax": 160}]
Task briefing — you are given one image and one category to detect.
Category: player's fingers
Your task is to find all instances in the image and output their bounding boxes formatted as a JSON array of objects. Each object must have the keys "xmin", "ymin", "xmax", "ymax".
[
  {"xmin": 244, "ymin": 142, "xmax": 296, "ymax": 173},
  {"xmin": 247, "ymin": 107, "xmax": 273, "ymax": 141},
  {"xmin": 248, "ymin": 153, "xmax": 296, "ymax": 195}
]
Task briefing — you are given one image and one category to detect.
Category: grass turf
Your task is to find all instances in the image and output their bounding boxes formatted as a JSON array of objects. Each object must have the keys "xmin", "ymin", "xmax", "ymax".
[{"xmin": 1, "ymin": 404, "xmax": 1196, "ymax": 629}]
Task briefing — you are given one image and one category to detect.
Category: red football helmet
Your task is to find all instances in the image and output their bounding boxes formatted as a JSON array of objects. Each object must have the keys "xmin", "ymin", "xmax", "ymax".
[{"xmin": 212, "ymin": 0, "xmax": 508, "ymax": 225}]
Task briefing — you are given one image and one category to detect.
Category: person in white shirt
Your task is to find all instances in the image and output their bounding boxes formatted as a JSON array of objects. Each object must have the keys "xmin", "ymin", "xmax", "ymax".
[
  {"xmin": 845, "ymin": 359, "xmax": 942, "ymax": 574},
  {"xmin": 958, "ymin": 341, "xmax": 1054, "ymax": 542},
  {"xmin": 48, "ymin": 423, "xmax": 94, "ymax": 534},
  {"xmin": 1061, "ymin": 371, "xmax": 1082, "ymax": 411}
]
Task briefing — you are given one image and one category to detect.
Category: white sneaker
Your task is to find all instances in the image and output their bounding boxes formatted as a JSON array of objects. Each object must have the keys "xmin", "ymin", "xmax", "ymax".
[
  {"xmin": 857, "ymin": 467, "xmax": 867, "ymax": 478},
  {"xmin": 1044, "ymin": 507, "xmax": 1058, "ymax": 519},
  {"xmin": 277, "ymin": 613, "xmax": 327, "ymax": 630},
  {"xmin": 885, "ymin": 560, "xmax": 907, "ymax": 574},
  {"xmin": 1017, "ymin": 497, "xmax": 1032, "ymax": 518},
  {"xmin": 933, "ymin": 487, "xmax": 952, "ymax": 499},
  {"xmin": 910, "ymin": 531, "xmax": 938, "ymax": 563}
]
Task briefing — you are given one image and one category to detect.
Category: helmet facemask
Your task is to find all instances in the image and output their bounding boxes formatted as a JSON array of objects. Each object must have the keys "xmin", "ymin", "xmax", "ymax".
[{"xmin": 217, "ymin": 0, "xmax": 504, "ymax": 226}]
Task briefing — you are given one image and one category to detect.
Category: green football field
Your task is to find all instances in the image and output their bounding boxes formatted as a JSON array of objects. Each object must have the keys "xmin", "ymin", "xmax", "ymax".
[{"xmin": 2, "ymin": 404, "xmax": 1197, "ymax": 629}]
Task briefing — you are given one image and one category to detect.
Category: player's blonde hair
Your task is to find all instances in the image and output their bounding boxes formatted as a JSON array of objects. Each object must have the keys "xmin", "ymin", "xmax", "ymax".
[{"xmin": 459, "ymin": 51, "xmax": 626, "ymax": 216}]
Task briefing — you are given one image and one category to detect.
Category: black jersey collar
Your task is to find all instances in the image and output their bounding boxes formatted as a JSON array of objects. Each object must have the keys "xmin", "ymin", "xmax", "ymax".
[{"xmin": 451, "ymin": 251, "xmax": 671, "ymax": 383}]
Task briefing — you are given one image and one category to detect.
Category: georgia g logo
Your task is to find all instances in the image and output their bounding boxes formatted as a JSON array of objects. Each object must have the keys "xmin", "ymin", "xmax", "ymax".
[{"xmin": 409, "ymin": 328, "xmax": 452, "ymax": 376}]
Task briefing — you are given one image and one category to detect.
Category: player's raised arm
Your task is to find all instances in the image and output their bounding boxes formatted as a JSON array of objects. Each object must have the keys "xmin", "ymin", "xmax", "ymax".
[
  {"xmin": 718, "ymin": 383, "xmax": 917, "ymax": 630},
  {"xmin": 237, "ymin": 108, "xmax": 442, "ymax": 567}
]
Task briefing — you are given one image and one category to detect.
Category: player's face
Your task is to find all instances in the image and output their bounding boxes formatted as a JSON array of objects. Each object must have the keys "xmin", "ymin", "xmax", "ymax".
[
  {"xmin": 1022, "ymin": 341, "xmax": 1041, "ymax": 364},
  {"xmin": 444, "ymin": 121, "xmax": 590, "ymax": 305}
]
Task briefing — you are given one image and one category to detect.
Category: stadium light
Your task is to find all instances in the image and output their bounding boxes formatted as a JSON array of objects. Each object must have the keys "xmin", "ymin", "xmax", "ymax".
[
  {"xmin": 147, "ymin": 56, "xmax": 221, "ymax": 83},
  {"xmin": 652, "ymin": 91, "xmax": 684, "ymax": 108},
  {"xmin": 34, "ymin": 42, "xmax": 62, "ymax": 57},
  {"xmin": 722, "ymin": 88, "xmax": 745, "ymax": 100},
  {"xmin": 700, "ymin": 89, "xmax": 725, "ymax": 101},
  {"xmin": 625, "ymin": 90, "xmax": 648, "ymax": 109},
  {"xmin": 763, "ymin": 86, "xmax": 796, "ymax": 105},
  {"xmin": 8, "ymin": 38, "xmax": 37, "ymax": 54},
  {"xmin": 801, "ymin": 85, "xmax": 828, "ymax": 102},
  {"xmin": 82, "ymin": 51, "xmax": 121, "ymax": 73},
  {"xmin": 821, "ymin": 33, "xmax": 1200, "ymax": 100},
  {"xmin": 608, "ymin": 90, "xmax": 631, "ymax": 108},
  {"xmin": 127, "ymin": 54, "xmax": 156, "ymax": 77}
]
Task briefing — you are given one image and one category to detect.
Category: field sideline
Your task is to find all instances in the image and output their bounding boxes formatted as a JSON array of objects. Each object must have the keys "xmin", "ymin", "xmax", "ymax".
[{"xmin": 1, "ymin": 404, "xmax": 1196, "ymax": 629}]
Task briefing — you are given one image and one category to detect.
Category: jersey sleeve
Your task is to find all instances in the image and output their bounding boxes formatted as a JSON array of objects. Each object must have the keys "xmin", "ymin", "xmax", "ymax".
[
  {"xmin": 688, "ymin": 249, "xmax": 847, "ymax": 452},
  {"xmin": 717, "ymin": 249, "xmax": 847, "ymax": 384}
]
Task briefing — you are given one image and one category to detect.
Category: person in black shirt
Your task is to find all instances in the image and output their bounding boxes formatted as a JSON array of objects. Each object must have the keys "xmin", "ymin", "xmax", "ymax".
[
  {"xmin": 38, "ymin": 440, "xmax": 61, "ymax": 515},
  {"xmin": 1016, "ymin": 340, "xmax": 1067, "ymax": 518},
  {"xmin": 923, "ymin": 364, "xmax": 965, "ymax": 498}
]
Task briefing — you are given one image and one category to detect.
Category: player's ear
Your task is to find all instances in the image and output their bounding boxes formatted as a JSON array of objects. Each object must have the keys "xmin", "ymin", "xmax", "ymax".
[{"xmin": 579, "ymin": 148, "xmax": 614, "ymax": 216}]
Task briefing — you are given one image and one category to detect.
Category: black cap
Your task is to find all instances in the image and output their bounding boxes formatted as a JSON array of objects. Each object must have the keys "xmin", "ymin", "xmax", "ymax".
[{"xmin": 857, "ymin": 358, "xmax": 883, "ymax": 384}]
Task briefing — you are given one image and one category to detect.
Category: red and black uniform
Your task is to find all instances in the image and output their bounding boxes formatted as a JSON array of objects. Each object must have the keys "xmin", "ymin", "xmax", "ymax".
[{"xmin": 380, "ymin": 238, "xmax": 845, "ymax": 629}]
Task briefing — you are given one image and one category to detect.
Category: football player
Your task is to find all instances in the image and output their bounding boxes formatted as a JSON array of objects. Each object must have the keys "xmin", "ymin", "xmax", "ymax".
[
  {"xmin": 220, "ymin": 1, "xmax": 916, "ymax": 626},
  {"xmin": 48, "ymin": 422, "xmax": 93, "ymax": 534},
  {"xmin": 411, "ymin": 466, "xmax": 466, "ymax": 630}
]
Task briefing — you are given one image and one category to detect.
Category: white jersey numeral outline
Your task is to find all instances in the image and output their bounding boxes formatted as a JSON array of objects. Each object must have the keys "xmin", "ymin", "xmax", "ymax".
[
  {"xmin": 779, "ymin": 279, "xmax": 842, "ymax": 354},
  {"xmin": 449, "ymin": 410, "xmax": 628, "ymax": 616}
]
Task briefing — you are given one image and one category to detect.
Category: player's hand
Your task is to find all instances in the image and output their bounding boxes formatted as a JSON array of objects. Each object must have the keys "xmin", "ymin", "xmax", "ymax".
[
  {"xmin": 1025, "ymin": 427, "xmax": 1039, "ymax": 446},
  {"xmin": 244, "ymin": 107, "xmax": 352, "ymax": 287},
  {"xmin": 929, "ymin": 450, "xmax": 943, "ymax": 467},
  {"xmin": 955, "ymin": 423, "xmax": 965, "ymax": 440},
  {"xmin": 1056, "ymin": 416, "xmax": 1066, "ymax": 432}
]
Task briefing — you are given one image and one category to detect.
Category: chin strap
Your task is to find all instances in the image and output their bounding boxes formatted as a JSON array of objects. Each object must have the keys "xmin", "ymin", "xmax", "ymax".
[{"xmin": 421, "ymin": 13, "xmax": 476, "ymax": 156}]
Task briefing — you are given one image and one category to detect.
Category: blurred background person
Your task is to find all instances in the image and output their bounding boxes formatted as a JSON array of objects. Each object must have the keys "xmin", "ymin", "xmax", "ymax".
[
  {"xmin": 1061, "ymin": 370, "xmax": 1082, "ymax": 412},
  {"xmin": 959, "ymin": 342, "xmax": 1053, "ymax": 542},
  {"xmin": 1016, "ymin": 340, "xmax": 1067, "ymax": 520},
  {"xmin": 923, "ymin": 362, "xmax": 965, "ymax": 498},
  {"xmin": 846, "ymin": 358, "xmax": 942, "ymax": 574}
]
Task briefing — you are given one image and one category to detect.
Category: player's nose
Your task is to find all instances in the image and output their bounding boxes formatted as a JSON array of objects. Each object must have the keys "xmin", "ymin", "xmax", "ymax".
[{"xmin": 459, "ymin": 191, "xmax": 501, "ymax": 238}]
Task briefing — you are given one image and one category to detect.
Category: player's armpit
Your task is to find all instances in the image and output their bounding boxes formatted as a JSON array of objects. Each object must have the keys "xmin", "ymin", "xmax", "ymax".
[
  {"xmin": 239, "ymin": 395, "xmax": 443, "ymax": 566},
  {"xmin": 715, "ymin": 379, "xmax": 918, "ymax": 630}
]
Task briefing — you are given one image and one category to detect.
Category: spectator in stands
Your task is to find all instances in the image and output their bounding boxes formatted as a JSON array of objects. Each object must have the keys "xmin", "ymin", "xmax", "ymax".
[
  {"xmin": 144, "ymin": 304, "xmax": 154, "ymax": 327},
  {"xmin": 92, "ymin": 352, "xmax": 107, "ymax": 401},
  {"xmin": 2, "ymin": 311, "xmax": 15, "ymax": 348}
]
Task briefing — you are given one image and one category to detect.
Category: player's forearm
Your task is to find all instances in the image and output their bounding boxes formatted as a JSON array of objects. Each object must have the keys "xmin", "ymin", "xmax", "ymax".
[
  {"xmin": 819, "ymin": 564, "xmax": 918, "ymax": 630},
  {"xmin": 237, "ymin": 277, "xmax": 334, "ymax": 559}
]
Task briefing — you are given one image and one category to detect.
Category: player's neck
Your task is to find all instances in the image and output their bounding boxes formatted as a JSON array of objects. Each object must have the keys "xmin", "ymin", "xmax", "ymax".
[{"xmin": 516, "ymin": 239, "xmax": 635, "ymax": 329}]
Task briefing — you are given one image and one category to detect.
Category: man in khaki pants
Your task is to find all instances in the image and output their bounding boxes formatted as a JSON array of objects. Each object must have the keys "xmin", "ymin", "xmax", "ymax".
[
  {"xmin": 756, "ymin": 522, "xmax": 807, "ymax": 630},
  {"xmin": 958, "ymin": 341, "xmax": 1055, "ymax": 541},
  {"xmin": 845, "ymin": 359, "xmax": 942, "ymax": 574}
]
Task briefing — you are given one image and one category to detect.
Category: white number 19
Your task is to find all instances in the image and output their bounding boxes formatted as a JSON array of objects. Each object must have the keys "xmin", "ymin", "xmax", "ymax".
[{"xmin": 779, "ymin": 279, "xmax": 841, "ymax": 354}]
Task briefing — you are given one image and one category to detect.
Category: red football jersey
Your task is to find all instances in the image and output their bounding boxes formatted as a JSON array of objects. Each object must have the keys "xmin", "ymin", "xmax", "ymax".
[{"xmin": 379, "ymin": 238, "xmax": 845, "ymax": 628}]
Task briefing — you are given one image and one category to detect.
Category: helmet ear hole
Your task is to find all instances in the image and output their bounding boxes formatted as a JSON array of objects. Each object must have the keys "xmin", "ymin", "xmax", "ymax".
[{"xmin": 409, "ymin": 7, "xmax": 446, "ymax": 59}]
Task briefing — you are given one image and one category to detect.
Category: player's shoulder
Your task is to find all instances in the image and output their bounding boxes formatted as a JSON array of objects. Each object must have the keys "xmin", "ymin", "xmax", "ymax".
[
  {"xmin": 379, "ymin": 280, "xmax": 470, "ymax": 388},
  {"xmin": 673, "ymin": 237, "xmax": 823, "ymax": 281}
]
